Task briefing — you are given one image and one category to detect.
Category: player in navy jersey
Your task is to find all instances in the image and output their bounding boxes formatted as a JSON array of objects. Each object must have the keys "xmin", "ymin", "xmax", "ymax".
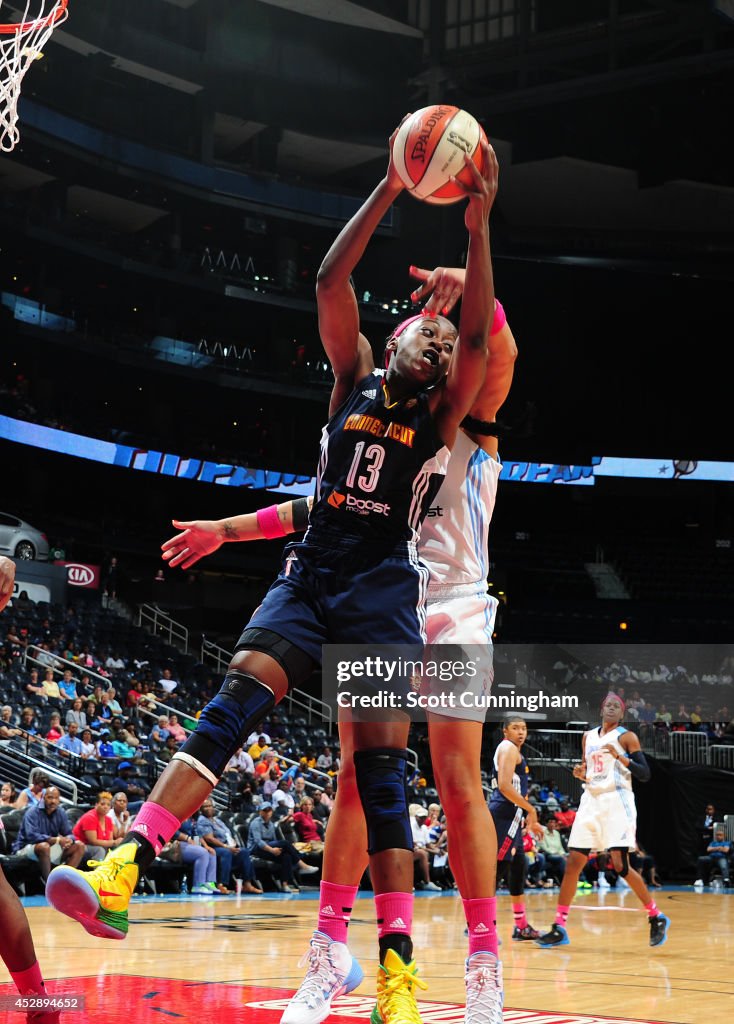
[
  {"xmin": 46, "ymin": 117, "xmax": 499, "ymax": 1020},
  {"xmin": 158, "ymin": 270, "xmax": 517, "ymax": 1024},
  {"xmin": 489, "ymin": 716, "xmax": 543, "ymax": 942}
]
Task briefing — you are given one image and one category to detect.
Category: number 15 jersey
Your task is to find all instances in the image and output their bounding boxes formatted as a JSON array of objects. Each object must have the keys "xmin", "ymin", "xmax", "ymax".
[{"xmin": 309, "ymin": 369, "xmax": 451, "ymax": 546}]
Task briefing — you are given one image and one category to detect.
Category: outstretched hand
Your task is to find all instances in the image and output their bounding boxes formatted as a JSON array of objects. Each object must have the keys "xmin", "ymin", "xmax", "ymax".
[
  {"xmin": 161, "ymin": 520, "xmax": 223, "ymax": 570},
  {"xmin": 409, "ymin": 265, "xmax": 466, "ymax": 317},
  {"xmin": 385, "ymin": 114, "xmax": 411, "ymax": 192},
  {"xmin": 0, "ymin": 555, "xmax": 15, "ymax": 613},
  {"xmin": 449, "ymin": 139, "xmax": 498, "ymax": 234}
]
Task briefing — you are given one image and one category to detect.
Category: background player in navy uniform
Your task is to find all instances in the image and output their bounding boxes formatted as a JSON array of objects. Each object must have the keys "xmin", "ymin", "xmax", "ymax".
[
  {"xmin": 47, "ymin": 117, "xmax": 498, "ymax": 1021},
  {"xmin": 0, "ymin": 557, "xmax": 61, "ymax": 1024},
  {"xmin": 159, "ymin": 273, "xmax": 516, "ymax": 1024},
  {"xmin": 536, "ymin": 694, "xmax": 670, "ymax": 948},
  {"xmin": 489, "ymin": 716, "xmax": 543, "ymax": 941}
]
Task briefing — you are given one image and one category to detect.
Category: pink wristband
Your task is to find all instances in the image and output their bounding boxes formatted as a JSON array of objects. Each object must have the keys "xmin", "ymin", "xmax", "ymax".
[
  {"xmin": 256, "ymin": 504, "xmax": 287, "ymax": 539},
  {"xmin": 490, "ymin": 298, "xmax": 506, "ymax": 336}
]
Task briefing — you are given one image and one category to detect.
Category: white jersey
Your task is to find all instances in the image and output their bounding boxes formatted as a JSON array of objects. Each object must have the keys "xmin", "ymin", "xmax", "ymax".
[
  {"xmin": 419, "ymin": 429, "xmax": 501, "ymax": 590},
  {"xmin": 583, "ymin": 726, "xmax": 633, "ymax": 796}
]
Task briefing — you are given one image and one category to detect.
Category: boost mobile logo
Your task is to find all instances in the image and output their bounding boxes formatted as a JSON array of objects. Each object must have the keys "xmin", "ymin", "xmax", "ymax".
[{"xmin": 328, "ymin": 492, "xmax": 346, "ymax": 509}]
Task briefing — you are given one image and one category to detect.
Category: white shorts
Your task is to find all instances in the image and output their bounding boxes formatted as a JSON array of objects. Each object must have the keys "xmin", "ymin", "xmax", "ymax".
[
  {"xmin": 568, "ymin": 789, "xmax": 637, "ymax": 851},
  {"xmin": 17, "ymin": 842, "xmax": 64, "ymax": 864},
  {"xmin": 420, "ymin": 583, "xmax": 497, "ymax": 722}
]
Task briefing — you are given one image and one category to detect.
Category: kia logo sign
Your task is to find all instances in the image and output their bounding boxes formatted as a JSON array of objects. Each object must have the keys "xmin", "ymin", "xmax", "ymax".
[{"xmin": 56, "ymin": 562, "xmax": 101, "ymax": 589}]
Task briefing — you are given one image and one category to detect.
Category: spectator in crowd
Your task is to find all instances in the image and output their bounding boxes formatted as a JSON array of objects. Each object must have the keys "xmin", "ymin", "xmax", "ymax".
[
  {"xmin": 320, "ymin": 780, "xmax": 335, "ymax": 811},
  {"xmin": 272, "ymin": 778, "xmax": 296, "ymax": 816},
  {"xmin": 110, "ymin": 762, "xmax": 148, "ymax": 809},
  {"xmin": 248, "ymin": 733, "xmax": 269, "ymax": 762},
  {"xmin": 56, "ymin": 722, "xmax": 83, "ymax": 757},
  {"xmin": 14, "ymin": 770, "xmax": 48, "ymax": 810},
  {"xmin": 254, "ymin": 749, "xmax": 280, "ymax": 779},
  {"xmin": 293, "ymin": 797, "xmax": 325, "ymax": 854},
  {"xmin": 158, "ymin": 736, "xmax": 180, "ymax": 763},
  {"xmin": 41, "ymin": 668, "xmax": 61, "ymax": 700},
  {"xmin": 195, "ymin": 799, "xmax": 262, "ymax": 894},
  {"xmin": 107, "ymin": 688, "xmax": 123, "ymax": 715},
  {"xmin": 73, "ymin": 792, "xmax": 122, "ymax": 860},
  {"xmin": 311, "ymin": 790, "xmax": 330, "ymax": 825},
  {"xmin": 45, "ymin": 713, "xmax": 65, "ymax": 743},
  {"xmin": 65, "ymin": 697, "xmax": 86, "ymax": 730},
  {"xmin": 316, "ymin": 746, "xmax": 333, "ymax": 771},
  {"xmin": 112, "ymin": 729, "xmax": 137, "ymax": 759},
  {"xmin": 172, "ymin": 826, "xmax": 220, "ymax": 895},
  {"xmin": 538, "ymin": 819, "xmax": 568, "ymax": 884},
  {"xmin": 108, "ymin": 792, "xmax": 133, "ymax": 838},
  {"xmin": 13, "ymin": 786, "xmax": 86, "ymax": 880},
  {"xmin": 224, "ymin": 745, "xmax": 255, "ymax": 777},
  {"xmin": 246, "ymin": 803, "xmax": 317, "ymax": 893},
  {"xmin": 24, "ymin": 669, "xmax": 46, "ymax": 700},
  {"xmin": 83, "ymin": 700, "xmax": 98, "ymax": 729},
  {"xmin": 630, "ymin": 844, "xmax": 661, "ymax": 888},
  {"xmin": 695, "ymin": 827, "xmax": 731, "ymax": 887},
  {"xmin": 0, "ymin": 705, "xmax": 23, "ymax": 741},
  {"xmin": 105, "ymin": 652, "xmax": 126, "ymax": 672},
  {"xmin": 655, "ymin": 704, "xmax": 672, "ymax": 727},
  {"xmin": 690, "ymin": 705, "xmax": 704, "ymax": 727},
  {"xmin": 79, "ymin": 729, "xmax": 97, "ymax": 760},
  {"xmin": 126, "ymin": 679, "xmax": 142, "ymax": 708},
  {"xmin": 262, "ymin": 767, "xmax": 280, "ymax": 799},
  {"xmin": 17, "ymin": 708, "xmax": 38, "ymax": 743},
  {"xmin": 167, "ymin": 714, "xmax": 187, "ymax": 744},
  {"xmin": 0, "ymin": 781, "xmax": 18, "ymax": 808},
  {"xmin": 157, "ymin": 668, "xmax": 178, "ymax": 695},
  {"xmin": 292, "ymin": 777, "xmax": 307, "ymax": 802},
  {"xmin": 97, "ymin": 730, "xmax": 116, "ymax": 759},
  {"xmin": 410, "ymin": 806, "xmax": 442, "ymax": 891},
  {"xmin": 57, "ymin": 669, "xmax": 78, "ymax": 701},
  {"xmin": 150, "ymin": 716, "xmax": 171, "ymax": 752},
  {"xmin": 554, "ymin": 799, "xmax": 577, "ymax": 835},
  {"xmin": 699, "ymin": 804, "xmax": 717, "ymax": 852}
]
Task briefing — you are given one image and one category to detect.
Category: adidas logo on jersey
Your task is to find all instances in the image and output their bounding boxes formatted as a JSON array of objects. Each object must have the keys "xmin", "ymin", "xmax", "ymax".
[
  {"xmin": 321, "ymin": 905, "xmax": 335, "ymax": 916},
  {"xmin": 388, "ymin": 917, "xmax": 407, "ymax": 930},
  {"xmin": 361, "ymin": 388, "xmax": 377, "ymax": 399}
]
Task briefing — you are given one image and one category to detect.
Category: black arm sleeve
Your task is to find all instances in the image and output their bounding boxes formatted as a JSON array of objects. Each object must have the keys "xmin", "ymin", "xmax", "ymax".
[
  {"xmin": 291, "ymin": 496, "xmax": 311, "ymax": 533},
  {"xmin": 626, "ymin": 750, "xmax": 651, "ymax": 782}
]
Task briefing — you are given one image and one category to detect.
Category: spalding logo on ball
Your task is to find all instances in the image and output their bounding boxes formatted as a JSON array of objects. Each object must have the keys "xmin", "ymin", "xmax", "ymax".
[{"xmin": 393, "ymin": 105, "xmax": 487, "ymax": 205}]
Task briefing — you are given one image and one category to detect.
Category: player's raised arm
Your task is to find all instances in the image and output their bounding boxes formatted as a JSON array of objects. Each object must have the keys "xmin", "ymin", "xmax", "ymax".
[
  {"xmin": 316, "ymin": 122, "xmax": 406, "ymax": 379},
  {"xmin": 161, "ymin": 497, "xmax": 313, "ymax": 569},
  {"xmin": 433, "ymin": 141, "xmax": 498, "ymax": 444}
]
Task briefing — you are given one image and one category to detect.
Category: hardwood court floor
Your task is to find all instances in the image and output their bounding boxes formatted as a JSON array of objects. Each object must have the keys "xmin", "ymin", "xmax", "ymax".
[{"xmin": 3, "ymin": 887, "xmax": 731, "ymax": 1023}]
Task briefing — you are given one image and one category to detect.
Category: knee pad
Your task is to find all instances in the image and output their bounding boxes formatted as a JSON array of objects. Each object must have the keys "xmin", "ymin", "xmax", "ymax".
[
  {"xmin": 509, "ymin": 850, "xmax": 527, "ymax": 896},
  {"xmin": 175, "ymin": 672, "xmax": 274, "ymax": 785},
  {"xmin": 613, "ymin": 848, "xmax": 630, "ymax": 877},
  {"xmin": 354, "ymin": 747, "xmax": 413, "ymax": 855}
]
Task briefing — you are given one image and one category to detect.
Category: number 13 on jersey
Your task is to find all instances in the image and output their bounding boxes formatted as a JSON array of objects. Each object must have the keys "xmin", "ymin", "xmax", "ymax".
[{"xmin": 346, "ymin": 441, "xmax": 385, "ymax": 493}]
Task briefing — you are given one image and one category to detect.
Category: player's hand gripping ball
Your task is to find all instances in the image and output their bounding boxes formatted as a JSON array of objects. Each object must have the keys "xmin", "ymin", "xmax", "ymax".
[{"xmin": 392, "ymin": 105, "xmax": 487, "ymax": 205}]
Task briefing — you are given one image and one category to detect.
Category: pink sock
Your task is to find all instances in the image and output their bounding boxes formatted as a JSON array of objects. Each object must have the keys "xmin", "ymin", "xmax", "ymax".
[
  {"xmin": 512, "ymin": 901, "xmax": 528, "ymax": 930},
  {"xmin": 317, "ymin": 881, "xmax": 358, "ymax": 943},
  {"xmin": 555, "ymin": 904, "xmax": 570, "ymax": 927},
  {"xmin": 11, "ymin": 961, "xmax": 45, "ymax": 995},
  {"xmin": 463, "ymin": 897, "xmax": 499, "ymax": 956},
  {"xmin": 644, "ymin": 900, "xmax": 659, "ymax": 919},
  {"xmin": 129, "ymin": 801, "xmax": 181, "ymax": 855},
  {"xmin": 375, "ymin": 892, "xmax": 413, "ymax": 939}
]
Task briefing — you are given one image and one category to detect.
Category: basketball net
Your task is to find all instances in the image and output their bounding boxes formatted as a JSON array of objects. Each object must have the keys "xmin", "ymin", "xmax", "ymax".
[{"xmin": 0, "ymin": 0, "xmax": 68, "ymax": 153}]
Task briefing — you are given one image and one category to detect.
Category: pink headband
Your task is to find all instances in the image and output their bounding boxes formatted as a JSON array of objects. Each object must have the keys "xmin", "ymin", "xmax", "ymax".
[
  {"xmin": 385, "ymin": 315, "xmax": 425, "ymax": 368},
  {"xmin": 602, "ymin": 692, "xmax": 626, "ymax": 714}
]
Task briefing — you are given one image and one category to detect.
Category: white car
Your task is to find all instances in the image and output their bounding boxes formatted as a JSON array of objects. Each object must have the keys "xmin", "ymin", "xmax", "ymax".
[{"xmin": 0, "ymin": 512, "xmax": 49, "ymax": 561}]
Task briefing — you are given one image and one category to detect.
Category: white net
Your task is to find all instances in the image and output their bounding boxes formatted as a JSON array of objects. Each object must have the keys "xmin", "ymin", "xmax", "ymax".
[{"xmin": 0, "ymin": 0, "xmax": 68, "ymax": 152}]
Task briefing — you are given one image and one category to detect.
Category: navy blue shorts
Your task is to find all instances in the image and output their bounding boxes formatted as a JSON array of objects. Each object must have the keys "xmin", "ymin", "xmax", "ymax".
[
  {"xmin": 237, "ymin": 527, "xmax": 429, "ymax": 686},
  {"xmin": 489, "ymin": 804, "xmax": 524, "ymax": 861}
]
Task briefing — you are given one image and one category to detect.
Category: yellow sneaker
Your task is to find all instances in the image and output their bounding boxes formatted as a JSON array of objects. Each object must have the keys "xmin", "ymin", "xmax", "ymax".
[
  {"xmin": 45, "ymin": 841, "xmax": 140, "ymax": 940},
  {"xmin": 370, "ymin": 948, "xmax": 428, "ymax": 1024}
]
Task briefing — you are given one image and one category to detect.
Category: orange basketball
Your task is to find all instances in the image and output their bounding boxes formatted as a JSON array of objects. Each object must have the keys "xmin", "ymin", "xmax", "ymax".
[{"xmin": 392, "ymin": 105, "xmax": 486, "ymax": 205}]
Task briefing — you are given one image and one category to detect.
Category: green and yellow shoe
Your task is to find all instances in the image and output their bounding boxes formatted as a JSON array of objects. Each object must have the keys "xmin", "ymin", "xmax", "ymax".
[{"xmin": 45, "ymin": 841, "xmax": 140, "ymax": 940}]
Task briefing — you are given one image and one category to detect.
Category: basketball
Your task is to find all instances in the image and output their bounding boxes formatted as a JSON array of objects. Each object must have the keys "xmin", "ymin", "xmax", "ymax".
[{"xmin": 392, "ymin": 105, "xmax": 487, "ymax": 205}]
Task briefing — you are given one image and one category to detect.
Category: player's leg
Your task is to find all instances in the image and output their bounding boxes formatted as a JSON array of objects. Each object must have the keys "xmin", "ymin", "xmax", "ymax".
[
  {"xmin": 508, "ymin": 850, "xmax": 541, "ymax": 941},
  {"xmin": 608, "ymin": 847, "xmax": 670, "ymax": 947},
  {"xmin": 0, "ymin": 866, "xmax": 60, "ymax": 1024},
  {"xmin": 46, "ymin": 648, "xmax": 290, "ymax": 939},
  {"xmin": 428, "ymin": 715, "xmax": 502, "ymax": 1024},
  {"xmin": 535, "ymin": 849, "xmax": 588, "ymax": 947},
  {"xmin": 281, "ymin": 718, "xmax": 367, "ymax": 1024}
]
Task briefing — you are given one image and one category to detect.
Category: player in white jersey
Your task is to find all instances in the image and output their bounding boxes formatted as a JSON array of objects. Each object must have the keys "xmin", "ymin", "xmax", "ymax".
[
  {"xmin": 536, "ymin": 693, "xmax": 670, "ymax": 949},
  {"xmin": 161, "ymin": 269, "xmax": 517, "ymax": 1024}
]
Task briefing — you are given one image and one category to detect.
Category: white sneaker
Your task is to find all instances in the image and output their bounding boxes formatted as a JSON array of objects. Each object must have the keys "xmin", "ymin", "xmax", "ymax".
[
  {"xmin": 693, "ymin": 879, "xmax": 704, "ymax": 888},
  {"xmin": 464, "ymin": 951, "xmax": 503, "ymax": 1024},
  {"xmin": 423, "ymin": 881, "xmax": 442, "ymax": 891},
  {"xmin": 191, "ymin": 885, "xmax": 211, "ymax": 895},
  {"xmin": 298, "ymin": 864, "xmax": 320, "ymax": 875},
  {"xmin": 280, "ymin": 931, "xmax": 364, "ymax": 1024}
]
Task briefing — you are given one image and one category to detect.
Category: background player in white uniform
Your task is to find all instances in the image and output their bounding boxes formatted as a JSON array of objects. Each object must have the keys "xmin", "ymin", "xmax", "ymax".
[
  {"xmin": 536, "ymin": 693, "xmax": 670, "ymax": 948},
  {"xmin": 161, "ymin": 272, "xmax": 517, "ymax": 1024}
]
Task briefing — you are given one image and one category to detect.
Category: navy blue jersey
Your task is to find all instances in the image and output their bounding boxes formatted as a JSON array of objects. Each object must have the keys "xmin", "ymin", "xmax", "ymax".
[
  {"xmin": 309, "ymin": 369, "xmax": 450, "ymax": 545},
  {"xmin": 489, "ymin": 739, "xmax": 530, "ymax": 814}
]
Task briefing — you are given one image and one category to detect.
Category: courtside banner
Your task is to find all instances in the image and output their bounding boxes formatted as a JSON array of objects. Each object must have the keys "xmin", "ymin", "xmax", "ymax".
[
  {"xmin": 321, "ymin": 643, "xmax": 733, "ymax": 726},
  {"xmin": 2, "ymin": 414, "xmax": 733, "ymax": 489}
]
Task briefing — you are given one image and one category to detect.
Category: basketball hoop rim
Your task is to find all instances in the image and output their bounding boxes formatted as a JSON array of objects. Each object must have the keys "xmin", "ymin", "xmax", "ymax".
[{"xmin": 0, "ymin": 0, "xmax": 68, "ymax": 34}]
